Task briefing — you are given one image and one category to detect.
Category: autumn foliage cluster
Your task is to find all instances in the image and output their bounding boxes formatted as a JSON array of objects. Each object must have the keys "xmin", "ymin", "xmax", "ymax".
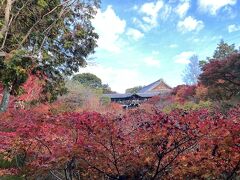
[
  {"xmin": 170, "ymin": 53, "xmax": 240, "ymax": 103},
  {"xmin": 0, "ymin": 105, "xmax": 239, "ymax": 179}
]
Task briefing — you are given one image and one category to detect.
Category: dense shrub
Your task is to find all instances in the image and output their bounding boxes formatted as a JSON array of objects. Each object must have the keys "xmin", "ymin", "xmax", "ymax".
[
  {"xmin": 163, "ymin": 100, "xmax": 213, "ymax": 113},
  {"xmin": 172, "ymin": 85, "xmax": 196, "ymax": 102},
  {"xmin": 0, "ymin": 106, "xmax": 239, "ymax": 179}
]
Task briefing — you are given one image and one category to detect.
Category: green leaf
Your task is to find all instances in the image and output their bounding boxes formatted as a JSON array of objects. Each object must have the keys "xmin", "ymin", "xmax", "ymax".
[
  {"xmin": 0, "ymin": 20, "xmax": 3, "ymax": 28},
  {"xmin": 37, "ymin": 0, "xmax": 48, "ymax": 8},
  {"xmin": 0, "ymin": 32, "xmax": 3, "ymax": 39}
]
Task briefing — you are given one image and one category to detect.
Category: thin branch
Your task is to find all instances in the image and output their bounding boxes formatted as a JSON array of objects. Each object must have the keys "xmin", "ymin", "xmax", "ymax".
[
  {"xmin": 34, "ymin": 137, "xmax": 52, "ymax": 155},
  {"xmin": 37, "ymin": 7, "xmax": 69, "ymax": 53},
  {"xmin": 50, "ymin": 170, "xmax": 63, "ymax": 180},
  {"xmin": 12, "ymin": 0, "xmax": 31, "ymax": 23},
  {"xmin": 223, "ymin": 75, "xmax": 240, "ymax": 86},
  {"xmin": 79, "ymin": 157, "xmax": 118, "ymax": 180},
  {"xmin": 109, "ymin": 132, "xmax": 120, "ymax": 176},
  {"xmin": 19, "ymin": 19, "xmax": 40, "ymax": 47},
  {"xmin": 0, "ymin": 0, "xmax": 12, "ymax": 34},
  {"xmin": 41, "ymin": 0, "xmax": 72, "ymax": 19},
  {"xmin": 151, "ymin": 153, "xmax": 164, "ymax": 180},
  {"xmin": 18, "ymin": 0, "xmax": 72, "ymax": 47},
  {"xmin": 152, "ymin": 143, "xmax": 198, "ymax": 180},
  {"xmin": 0, "ymin": 15, "xmax": 13, "ymax": 49}
]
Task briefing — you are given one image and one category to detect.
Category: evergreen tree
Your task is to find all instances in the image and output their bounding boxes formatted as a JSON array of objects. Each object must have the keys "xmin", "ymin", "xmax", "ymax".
[
  {"xmin": 0, "ymin": 0, "xmax": 100, "ymax": 112},
  {"xmin": 73, "ymin": 73, "xmax": 102, "ymax": 89},
  {"xmin": 212, "ymin": 40, "xmax": 237, "ymax": 60}
]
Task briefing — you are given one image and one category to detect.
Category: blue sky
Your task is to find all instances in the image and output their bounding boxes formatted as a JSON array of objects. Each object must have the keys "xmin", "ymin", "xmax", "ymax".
[{"xmin": 80, "ymin": 0, "xmax": 240, "ymax": 93}]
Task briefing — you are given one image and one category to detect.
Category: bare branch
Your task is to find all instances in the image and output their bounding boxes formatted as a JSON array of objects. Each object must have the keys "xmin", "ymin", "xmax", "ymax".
[
  {"xmin": 0, "ymin": 15, "xmax": 13, "ymax": 49},
  {"xmin": 109, "ymin": 132, "xmax": 120, "ymax": 176},
  {"xmin": 79, "ymin": 157, "xmax": 118, "ymax": 180},
  {"xmin": 50, "ymin": 170, "xmax": 64, "ymax": 180}
]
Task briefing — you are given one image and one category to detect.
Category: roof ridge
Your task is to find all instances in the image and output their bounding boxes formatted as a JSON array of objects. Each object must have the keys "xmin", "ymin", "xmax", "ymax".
[{"xmin": 137, "ymin": 78, "xmax": 171, "ymax": 93}]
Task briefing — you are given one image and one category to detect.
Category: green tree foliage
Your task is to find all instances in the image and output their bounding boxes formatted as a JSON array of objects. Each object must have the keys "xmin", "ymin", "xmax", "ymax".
[
  {"xmin": 0, "ymin": 0, "xmax": 100, "ymax": 112},
  {"xmin": 73, "ymin": 73, "xmax": 102, "ymax": 89},
  {"xmin": 182, "ymin": 55, "xmax": 201, "ymax": 85},
  {"xmin": 101, "ymin": 83, "xmax": 115, "ymax": 94},
  {"xmin": 72, "ymin": 73, "xmax": 115, "ymax": 94},
  {"xmin": 125, "ymin": 86, "xmax": 143, "ymax": 93},
  {"xmin": 212, "ymin": 40, "xmax": 238, "ymax": 60}
]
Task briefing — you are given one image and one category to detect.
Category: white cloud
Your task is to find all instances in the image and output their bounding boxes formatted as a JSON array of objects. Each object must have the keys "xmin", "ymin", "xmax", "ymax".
[
  {"xmin": 138, "ymin": 0, "xmax": 164, "ymax": 31},
  {"xmin": 79, "ymin": 65, "xmax": 143, "ymax": 93},
  {"xmin": 222, "ymin": 6, "xmax": 237, "ymax": 18},
  {"xmin": 175, "ymin": 51, "xmax": 195, "ymax": 64},
  {"xmin": 144, "ymin": 57, "xmax": 161, "ymax": 67},
  {"xmin": 127, "ymin": 28, "xmax": 144, "ymax": 41},
  {"xmin": 169, "ymin": 44, "xmax": 178, "ymax": 48},
  {"xmin": 160, "ymin": 4, "xmax": 172, "ymax": 21},
  {"xmin": 140, "ymin": 0, "xmax": 163, "ymax": 19},
  {"xmin": 228, "ymin": 24, "xmax": 240, "ymax": 33},
  {"xmin": 177, "ymin": 16, "xmax": 204, "ymax": 33},
  {"xmin": 133, "ymin": 1, "xmax": 172, "ymax": 31},
  {"xmin": 176, "ymin": 0, "xmax": 190, "ymax": 18},
  {"xmin": 92, "ymin": 6, "xmax": 126, "ymax": 53},
  {"xmin": 198, "ymin": 0, "xmax": 237, "ymax": 15},
  {"xmin": 132, "ymin": 18, "xmax": 151, "ymax": 32}
]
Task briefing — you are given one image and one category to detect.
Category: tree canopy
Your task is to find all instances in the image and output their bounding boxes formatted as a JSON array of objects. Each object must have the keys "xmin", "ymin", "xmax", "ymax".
[
  {"xmin": 125, "ymin": 86, "xmax": 143, "ymax": 93},
  {"xmin": 182, "ymin": 55, "xmax": 201, "ymax": 85},
  {"xmin": 199, "ymin": 53, "xmax": 240, "ymax": 100},
  {"xmin": 0, "ymin": 107, "xmax": 239, "ymax": 179},
  {"xmin": 212, "ymin": 40, "xmax": 238, "ymax": 60},
  {"xmin": 72, "ymin": 73, "xmax": 115, "ymax": 94},
  {"xmin": 0, "ymin": 0, "xmax": 100, "ymax": 112},
  {"xmin": 73, "ymin": 73, "xmax": 102, "ymax": 89}
]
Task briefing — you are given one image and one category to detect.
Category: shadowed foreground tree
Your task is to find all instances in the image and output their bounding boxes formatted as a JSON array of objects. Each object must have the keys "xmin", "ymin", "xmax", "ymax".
[{"xmin": 0, "ymin": 0, "xmax": 100, "ymax": 112}]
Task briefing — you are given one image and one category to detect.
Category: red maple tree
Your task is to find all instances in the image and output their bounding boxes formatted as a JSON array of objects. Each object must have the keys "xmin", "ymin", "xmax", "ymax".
[{"xmin": 0, "ymin": 106, "xmax": 239, "ymax": 179}]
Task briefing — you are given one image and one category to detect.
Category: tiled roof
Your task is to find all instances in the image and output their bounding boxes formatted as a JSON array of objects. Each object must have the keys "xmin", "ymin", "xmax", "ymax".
[
  {"xmin": 104, "ymin": 79, "xmax": 172, "ymax": 100},
  {"xmin": 136, "ymin": 92, "xmax": 160, "ymax": 98},
  {"xmin": 103, "ymin": 93, "xmax": 133, "ymax": 99},
  {"xmin": 104, "ymin": 92, "xmax": 163, "ymax": 99},
  {"xmin": 137, "ymin": 79, "xmax": 172, "ymax": 93}
]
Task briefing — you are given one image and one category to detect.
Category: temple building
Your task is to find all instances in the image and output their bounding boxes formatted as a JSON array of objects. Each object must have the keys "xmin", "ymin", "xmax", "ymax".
[{"xmin": 104, "ymin": 79, "xmax": 172, "ymax": 108}]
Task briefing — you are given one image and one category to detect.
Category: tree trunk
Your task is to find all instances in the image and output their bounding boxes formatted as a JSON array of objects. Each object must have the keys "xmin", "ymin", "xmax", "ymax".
[
  {"xmin": 0, "ymin": 86, "xmax": 11, "ymax": 112},
  {"xmin": 0, "ymin": 0, "xmax": 12, "ymax": 35},
  {"xmin": 64, "ymin": 157, "xmax": 76, "ymax": 180}
]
